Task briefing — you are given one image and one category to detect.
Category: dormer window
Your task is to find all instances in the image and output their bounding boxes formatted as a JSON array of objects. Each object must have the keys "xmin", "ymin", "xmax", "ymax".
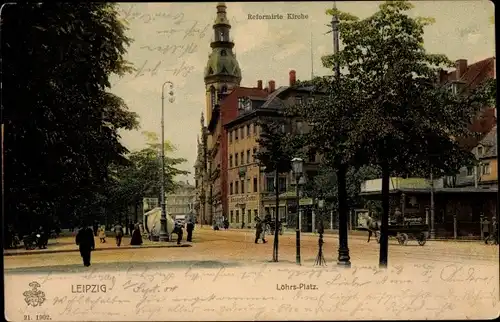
[{"xmin": 477, "ymin": 146, "xmax": 483, "ymax": 157}]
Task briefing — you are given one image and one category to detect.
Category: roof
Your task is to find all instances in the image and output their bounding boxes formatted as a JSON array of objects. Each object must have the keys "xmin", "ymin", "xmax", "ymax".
[
  {"xmin": 444, "ymin": 57, "xmax": 495, "ymax": 90},
  {"xmin": 477, "ymin": 125, "xmax": 497, "ymax": 159}
]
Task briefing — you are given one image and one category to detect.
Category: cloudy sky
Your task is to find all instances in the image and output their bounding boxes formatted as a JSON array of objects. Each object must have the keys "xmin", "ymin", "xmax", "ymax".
[{"xmin": 110, "ymin": 1, "xmax": 495, "ymax": 182}]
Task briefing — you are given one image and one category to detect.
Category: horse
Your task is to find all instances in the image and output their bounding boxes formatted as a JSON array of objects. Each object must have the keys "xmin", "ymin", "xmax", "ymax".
[{"xmin": 358, "ymin": 213, "xmax": 381, "ymax": 243}]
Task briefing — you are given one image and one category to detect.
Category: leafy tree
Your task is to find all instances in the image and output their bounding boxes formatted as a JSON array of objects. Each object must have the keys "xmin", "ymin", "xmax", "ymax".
[
  {"xmin": 255, "ymin": 117, "xmax": 304, "ymax": 262},
  {"xmin": 3, "ymin": 3, "xmax": 139, "ymax": 235},
  {"xmin": 107, "ymin": 132, "xmax": 189, "ymax": 224},
  {"xmin": 324, "ymin": 0, "xmax": 495, "ymax": 267}
]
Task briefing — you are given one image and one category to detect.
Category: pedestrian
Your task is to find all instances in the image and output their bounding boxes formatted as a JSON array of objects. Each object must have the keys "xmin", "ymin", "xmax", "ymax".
[
  {"xmin": 254, "ymin": 217, "xmax": 267, "ymax": 244},
  {"xmin": 241, "ymin": 221, "xmax": 245, "ymax": 229},
  {"xmin": 482, "ymin": 217, "xmax": 491, "ymax": 243},
  {"xmin": 174, "ymin": 220, "xmax": 184, "ymax": 245},
  {"xmin": 114, "ymin": 222, "xmax": 124, "ymax": 246},
  {"xmin": 130, "ymin": 224, "xmax": 143, "ymax": 246},
  {"xmin": 186, "ymin": 217, "xmax": 194, "ymax": 242},
  {"xmin": 76, "ymin": 223, "xmax": 95, "ymax": 267},
  {"xmin": 98, "ymin": 225, "xmax": 106, "ymax": 243}
]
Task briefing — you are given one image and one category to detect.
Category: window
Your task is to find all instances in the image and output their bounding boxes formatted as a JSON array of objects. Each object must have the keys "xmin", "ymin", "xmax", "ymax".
[
  {"xmin": 241, "ymin": 180, "xmax": 245, "ymax": 193},
  {"xmin": 296, "ymin": 121, "xmax": 303, "ymax": 134},
  {"xmin": 278, "ymin": 177, "xmax": 286, "ymax": 193},
  {"xmin": 308, "ymin": 149, "xmax": 316, "ymax": 162},
  {"xmin": 230, "ymin": 210, "xmax": 234, "ymax": 223},
  {"xmin": 240, "ymin": 127, "xmax": 244, "ymax": 139},
  {"xmin": 254, "ymin": 209, "xmax": 258, "ymax": 220},
  {"xmin": 295, "ymin": 96, "xmax": 303, "ymax": 104},
  {"xmin": 466, "ymin": 167, "xmax": 473, "ymax": 176},
  {"xmin": 266, "ymin": 177, "xmax": 274, "ymax": 192},
  {"xmin": 246, "ymin": 150, "xmax": 251, "ymax": 163},
  {"xmin": 247, "ymin": 210, "xmax": 252, "ymax": 224},
  {"xmin": 253, "ymin": 177, "xmax": 258, "ymax": 192},
  {"xmin": 235, "ymin": 210, "xmax": 239, "ymax": 223},
  {"xmin": 235, "ymin": 154, "xmax": 238, "ymax": 166},
  {"xmin": 247, "ymin": 178, "xmax": 251, "ymax": 193},
  {"xmin": 229, "ymin": 131, "xmax": 232, "ymax": 143},
  {"xmin": 229, "ymin": 154, "xmax": 233, "ymax": 167},
  {"xmin": 235, "ymin": 181, "xmax": 239, "ymax": 194},
  {"xmin": 477, "ymin": 146, "xmax": 483, "ymax": 156},
  {"xmin": 482, "ymin": 163, "xmax": 491, "ymax": 175},
  {"xmin": 235, "ymin": 128, "xmax": 238, "ymax": 140},
  {"xmin": 246, "ymin": 124, "xmax": 250, "ymax": 137},
  {"xmin": 230, "ymin": 182, "xmax": 233, "ymax": 195},
  {"xmin": 240, "ymin": 152, "xmax": 244, "ymax": 165},
  {"xmin": 253, "ymin": 148, "xmax": 257, "ymax": 162}
]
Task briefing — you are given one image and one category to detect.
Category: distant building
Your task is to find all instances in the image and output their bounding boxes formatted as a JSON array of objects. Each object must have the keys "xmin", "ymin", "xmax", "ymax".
[{"xmin": 167, "ymin": 181, "xmax": 196, "ymax": 218}]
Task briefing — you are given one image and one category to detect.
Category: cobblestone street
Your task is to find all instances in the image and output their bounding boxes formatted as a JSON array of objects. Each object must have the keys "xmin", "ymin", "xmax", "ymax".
[{"xmin": 5, "ymin": 226, "xmax": 498, "ymax": 271}]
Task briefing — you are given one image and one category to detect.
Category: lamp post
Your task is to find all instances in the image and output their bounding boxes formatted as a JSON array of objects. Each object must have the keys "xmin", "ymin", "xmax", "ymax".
[
  {"xmin": 159, "ymin": 81, "xmax": 175, "ymax": 242},
  {"xmin": 292, "ymin": 157, "xmax": 304, "ymax": 265},
  {"xmin": 315, "ymin": 199, "xmax": 326, "ymax": 266}
]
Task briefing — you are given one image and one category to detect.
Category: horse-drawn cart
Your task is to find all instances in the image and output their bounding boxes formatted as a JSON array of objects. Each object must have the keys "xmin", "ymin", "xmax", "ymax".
[{"xmin": 375, "ymin": 223, "xmax": 429, "ymax": 246}]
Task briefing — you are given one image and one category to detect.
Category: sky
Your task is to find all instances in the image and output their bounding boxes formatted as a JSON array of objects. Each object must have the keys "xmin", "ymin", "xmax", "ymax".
[{"xmin": 110, "ymin": 1, "xmax": 495, "ymax": 182}]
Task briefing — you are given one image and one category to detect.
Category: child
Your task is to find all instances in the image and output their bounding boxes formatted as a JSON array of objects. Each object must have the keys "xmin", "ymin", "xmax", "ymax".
[{"xmin": 98, "ymin": 225, "xmax": 106, "ymax": 243}]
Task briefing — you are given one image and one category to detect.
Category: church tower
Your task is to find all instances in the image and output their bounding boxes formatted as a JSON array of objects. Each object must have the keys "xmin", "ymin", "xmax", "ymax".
[{"xmin": 204, "ymin": 2, "xmax": 242, "ymax": 124}]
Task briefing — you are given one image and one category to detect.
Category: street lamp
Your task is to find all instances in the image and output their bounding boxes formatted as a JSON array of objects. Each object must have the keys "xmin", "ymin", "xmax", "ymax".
[
  {"xmin": 291, "ymin": 157, "xmax": 304, "ymax": 265},
  {"xmin": 315, "ymin": 199, "xmax": 326, "ymax": 266},
  {"xmin": 159, "ymin": 81, "xmax": 175, "ymax": 242}
]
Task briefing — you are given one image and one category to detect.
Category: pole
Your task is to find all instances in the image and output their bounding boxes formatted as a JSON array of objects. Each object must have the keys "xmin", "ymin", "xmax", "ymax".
[
  {"xmin": 330, "ymin": 210, "xmax": 333, "ymax": 230},
  {"xmin": 159, "ymin": 81, "xmax": 174, "ymax": 242},
  {"xmin": 273, "ymin": 169, "xmax": 280, "ymax": 262},
  {"xmin": 337, "ymin": 164, "xmax": 351, "ymax": 267},
  {"xmin": 430, "ymin": 170, "xmax": 435, "ymax": 239},
  {"xmin": 295, "ymin": 174, "xmax": 301, "ymax": 265}
]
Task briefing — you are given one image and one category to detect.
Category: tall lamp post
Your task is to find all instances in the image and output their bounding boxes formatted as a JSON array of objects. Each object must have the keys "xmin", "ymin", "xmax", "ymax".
[
  {"xmin": 315, "ymin": 199, "xmax": 326, "ymax": 266},
  {"xmin": 292, "ymin": 157, "xmax": 304, "ymax": 265},
  {"xmin": 159, "ymin": 81, "xmax": 175, "ymax": 242}
]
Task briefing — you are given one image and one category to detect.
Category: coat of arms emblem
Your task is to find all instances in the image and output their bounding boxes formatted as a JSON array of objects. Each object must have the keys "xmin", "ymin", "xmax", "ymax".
[{"xmin": 23, "ymin": 281, "xmax": 46, "ymax": 307}]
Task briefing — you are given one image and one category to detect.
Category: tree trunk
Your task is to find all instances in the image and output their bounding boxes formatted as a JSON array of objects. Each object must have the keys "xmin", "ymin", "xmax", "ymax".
[
  {"xmin": 379, "ymin": 161, "xmax": 390, "ymax": 268},
  {"xmin": 337, "ymin": 163, "xmax": 351, "ymax": 266},
  {"xmin": 273, "ymin": 170, "xmax": 280, "ymax": 262}
]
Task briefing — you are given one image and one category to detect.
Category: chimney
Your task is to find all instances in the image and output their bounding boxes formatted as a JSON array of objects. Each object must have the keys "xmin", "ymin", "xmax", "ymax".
[
  {"xmin": 289, "ymin": 70, "xmax": 296, "ymax": 86},
  {"xmin": 268, "ymin": 80, "xmax": 276, "ymax": 93},
  {"xmin": 455, "ymin": 59, "xmax": 468, "ymax": 80},
  {"xmin": 257, "ymin": 80, "xmax": 263, "ymax": 90},
  {"xmin": 438, "ymin": 69, "xmax": 448, "ymax": 84}
]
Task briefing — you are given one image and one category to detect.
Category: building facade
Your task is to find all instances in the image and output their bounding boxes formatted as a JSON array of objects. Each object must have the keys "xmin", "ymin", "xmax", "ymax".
[
  {"xmin": 224, "ymin": 71, "xmax": 322, "ymax": 229},
  {"xmin": 166, "ymin": 181, "xmax": 196, "ymax": 218}
]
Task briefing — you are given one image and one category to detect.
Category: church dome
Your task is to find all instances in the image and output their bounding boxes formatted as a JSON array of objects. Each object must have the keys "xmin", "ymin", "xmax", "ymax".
[{"xmin": 204, "ymin": 48, "xmax": 242, "ymax": 83}]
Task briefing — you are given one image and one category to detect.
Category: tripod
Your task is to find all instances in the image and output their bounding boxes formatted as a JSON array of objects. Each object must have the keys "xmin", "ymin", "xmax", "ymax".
[{"xmin": 315, "ymin": 220, "xmax": 326, "ymax": 266}]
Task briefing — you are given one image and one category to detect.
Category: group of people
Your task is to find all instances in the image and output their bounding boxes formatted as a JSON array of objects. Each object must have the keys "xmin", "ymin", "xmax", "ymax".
[{"xmin": 75, "ymin": 221, "xmax": 144, "ymax": 267}]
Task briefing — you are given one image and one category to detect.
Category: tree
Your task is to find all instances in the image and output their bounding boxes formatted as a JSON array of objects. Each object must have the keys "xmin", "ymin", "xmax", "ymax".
[
  {"xmin": 255, "ymin": 116, "xmax": 304, "ymax": 262},
  {"xmin": 3, "ymin": 3, "xmax": 139, "ymax": 234},
  {"xmin": 324, "ymin": 0, "xmax": 495, "ymax": 267},
  {"xmin": 107, "ymin": 132, "xmax": 189, "ymax": 224}
]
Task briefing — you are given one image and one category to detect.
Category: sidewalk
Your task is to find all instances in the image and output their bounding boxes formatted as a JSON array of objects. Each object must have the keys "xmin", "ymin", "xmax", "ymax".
[
  {"xmin": 4, "ymin": 236, "xmax": 192, "ymax": 257},
  {"xmin": 202, "ymin": 226, "xmax": 480, "ymax": 242}
]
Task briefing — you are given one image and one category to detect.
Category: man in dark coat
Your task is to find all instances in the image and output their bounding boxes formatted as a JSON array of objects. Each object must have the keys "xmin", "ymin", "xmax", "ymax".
[
  {"xmin": 76, "ymin": 224, "xmax": 95, "ymax": 267},
  {"xmin": 254, "ymin": 217, "xmax": 267, "ymax": 244},
  {"xmin": 186, "ymin": 215, "xmax": 195, "ymax": 242},
  {"xmin": 114, "ymin": 222, "xmax": 124, "ymax": 246},
  {"xmin": 173, "ymin": 220, "xmax": 184, "ymax": 245}
]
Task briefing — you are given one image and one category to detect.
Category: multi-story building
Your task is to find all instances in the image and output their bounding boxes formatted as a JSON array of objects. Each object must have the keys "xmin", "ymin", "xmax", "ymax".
[
  {"xmin": 166, "ymin": 181, "xmax": 196, "ymax": 218},
  {"xmin": 224, "ymin": 71, "xmax": 322, "ymax": 230}
]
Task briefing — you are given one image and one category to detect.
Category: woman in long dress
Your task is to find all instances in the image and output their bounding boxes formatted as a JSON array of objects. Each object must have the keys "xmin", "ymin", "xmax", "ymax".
[{"xmin": 130, "ymin": 224, "xmax": 143, "ymax": 246}]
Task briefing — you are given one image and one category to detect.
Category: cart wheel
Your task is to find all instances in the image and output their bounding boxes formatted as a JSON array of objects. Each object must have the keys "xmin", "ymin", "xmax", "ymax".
[
  {"xmin": 376, "ymin": 232, "xmax": 381, "ymax": 244},
  {"xmin": 417, "ymin": 233, "xmax": 427, "ymax": 246},
  {"xmin": 397, "ymin": 233, "xmax": 409, "ymax": 245}
]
